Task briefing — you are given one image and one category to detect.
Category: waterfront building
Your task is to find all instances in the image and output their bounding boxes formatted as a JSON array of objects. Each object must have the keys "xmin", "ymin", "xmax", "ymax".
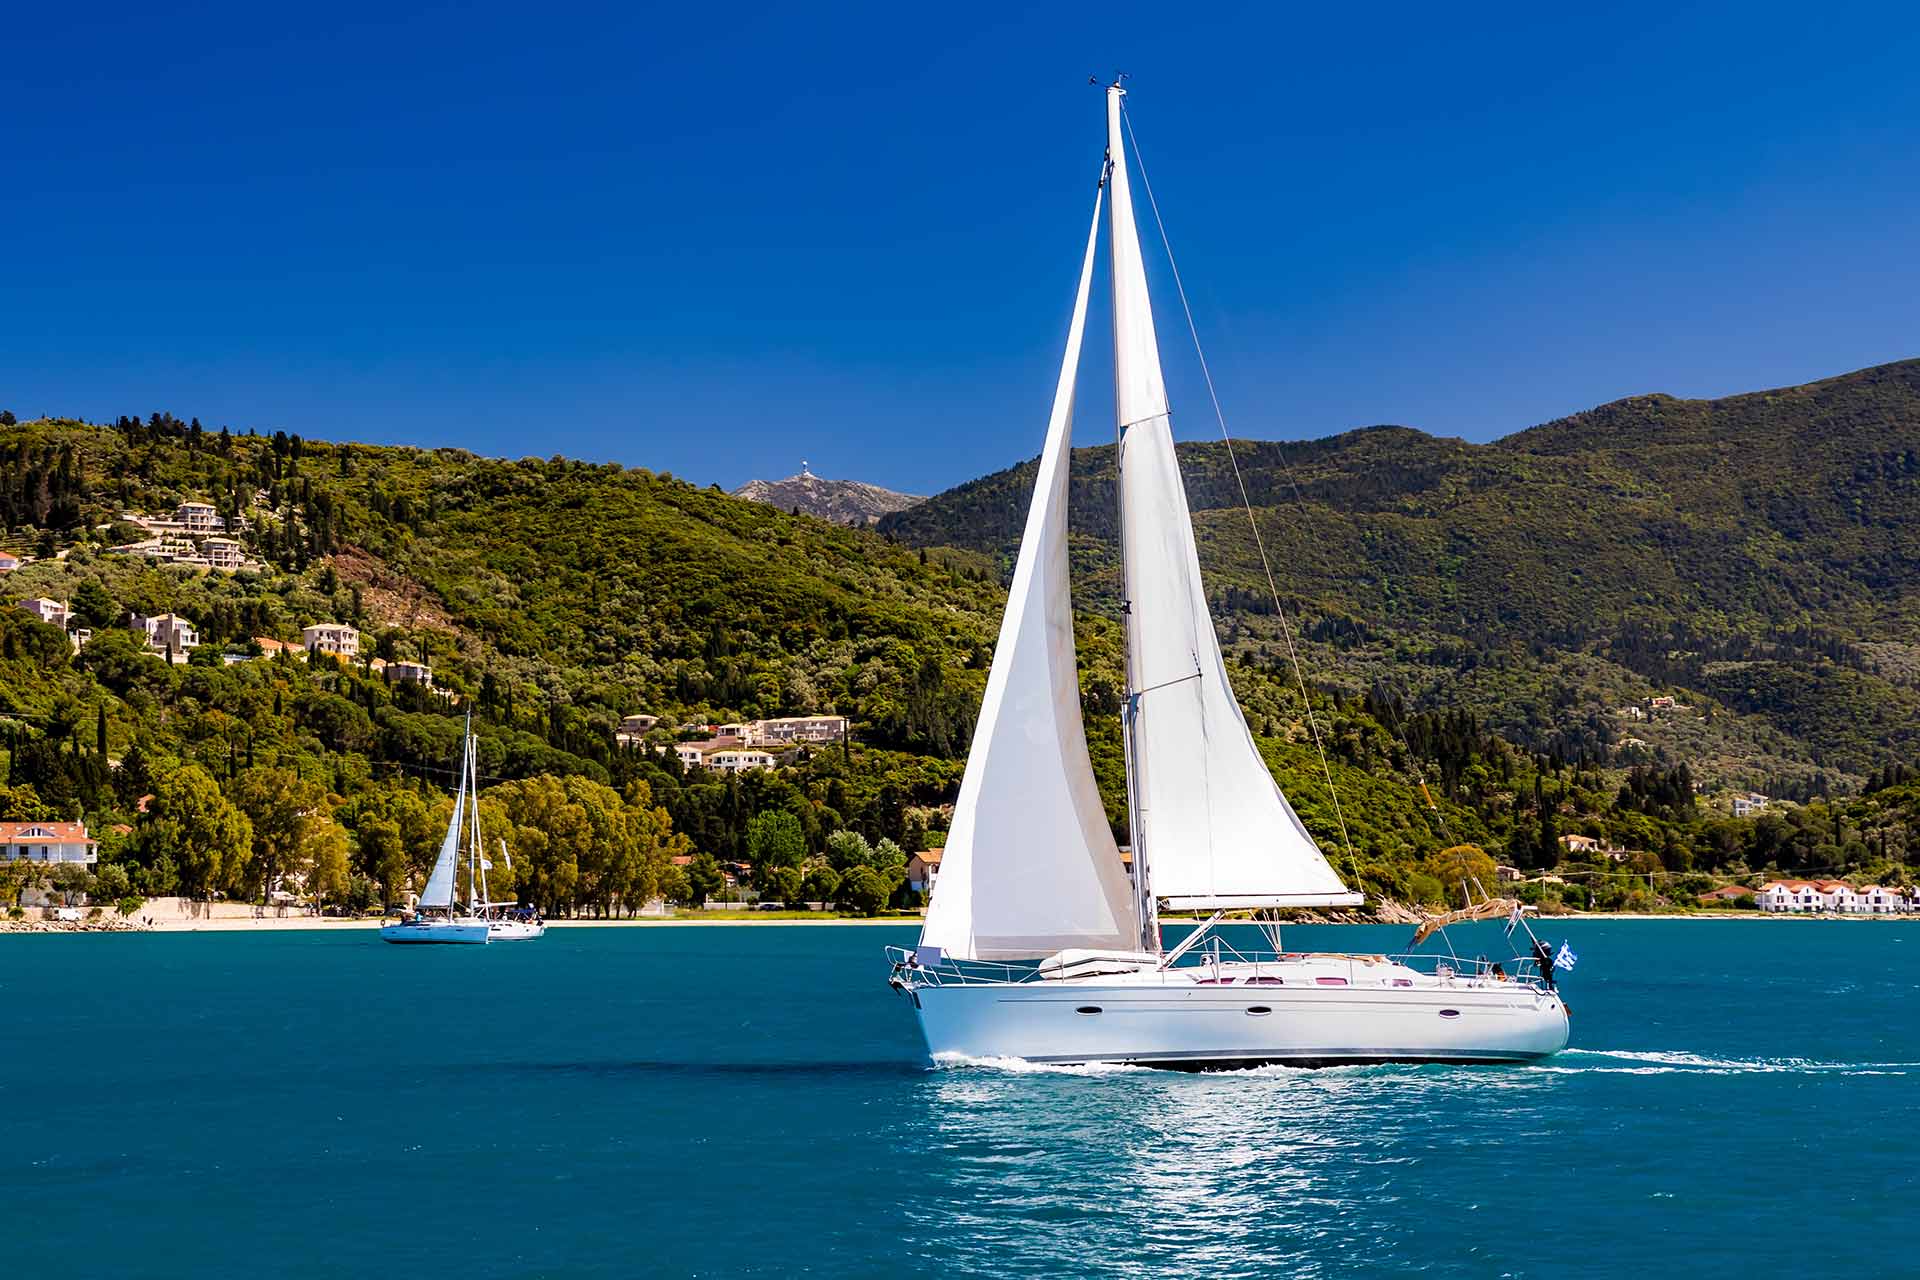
[{"xmin": 0, "ymin": 821, "xmax": 98, "ymax": 865}]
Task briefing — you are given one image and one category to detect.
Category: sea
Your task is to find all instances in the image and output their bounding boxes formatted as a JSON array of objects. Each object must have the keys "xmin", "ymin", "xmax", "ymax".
[{"xmin": 2, "ymin": 919, "xmax": 1915, "ymax": 1279}]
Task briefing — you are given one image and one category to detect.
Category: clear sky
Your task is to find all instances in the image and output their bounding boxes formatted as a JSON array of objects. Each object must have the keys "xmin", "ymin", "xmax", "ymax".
[{"xmin": 5, "ymin": 2, "xmax": 1918, "ymax": 494}]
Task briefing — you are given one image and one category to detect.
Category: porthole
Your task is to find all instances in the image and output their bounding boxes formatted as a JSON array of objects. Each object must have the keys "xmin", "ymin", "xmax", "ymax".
[
  {"xmin": 1076, "ymin": 1006, "xmax": 1102, "ymax": 1015},
  {"xmin": 1245, "ymin": 1006, "xmax": 1272, "ymax": 1016},
  {"xmin": 1438, "ymin": 1009, "xmax": 1461, "ymax": 1019}
]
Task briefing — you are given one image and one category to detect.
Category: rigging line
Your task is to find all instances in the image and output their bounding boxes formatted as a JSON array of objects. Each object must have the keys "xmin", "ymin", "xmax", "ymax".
[
  {"xmin": 1118, "ymin": 102, "xmax": 1359, "ymax": 881},
  {"xmin": 1372, "ymin": 679, "xmax": 1459, "ymax": 846}
]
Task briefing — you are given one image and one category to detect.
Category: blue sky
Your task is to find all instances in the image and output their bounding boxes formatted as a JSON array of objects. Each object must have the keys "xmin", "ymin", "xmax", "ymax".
[{"xmin": 5, "ymin": 2, "xmax": 1918, "ymax": 493}]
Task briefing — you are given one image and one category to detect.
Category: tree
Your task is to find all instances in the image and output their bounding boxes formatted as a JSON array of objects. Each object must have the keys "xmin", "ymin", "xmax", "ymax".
[
  {"xmin": 747, "ymin": 810, "xmax": 806, "ymax": 884},
  {"xmin": 686, "ymin": 853, "xmax": 723, "ymax": 903},
  {"xmin": 764, "ymin": 865, "xmax": 803, "ymax": 908},
  {"xmin": 139, "ymin": 765, "xmax": 251, "ymax": 903},
  {"xmin": 800, "ymin": 864, "xmax": 841, "ymax": 906},
  {"xmin": 354, "ymin": 817, "xmax": 409, "ymax": 905},
  {"xmin": 229, "ymin": 767, "xmax": 334, "ymax": 905},
  {"xmin": 837, "ymin": 866, "xmax": 889, "ymax": 917},
  {"xmin": 657, "ymin": 862, "xmax": 693, "ymax": 906},
  {"xmin": 1423, "ymin": 844, "xmax": 1499, "ymax": 905},
  {"xmin": 71, "ymin": 578, "xmax": 118, "ymax": 630}
]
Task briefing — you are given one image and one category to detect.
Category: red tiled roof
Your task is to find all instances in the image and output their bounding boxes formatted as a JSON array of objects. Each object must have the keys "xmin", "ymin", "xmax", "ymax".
[{"xmin": 0, "ymin": 821, "xmax": 93, "ymax": 842}]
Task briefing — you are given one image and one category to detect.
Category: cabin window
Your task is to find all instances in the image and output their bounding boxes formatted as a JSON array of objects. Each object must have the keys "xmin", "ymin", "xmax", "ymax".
[
  {"xmin": 1245, "ymin": 1006, "xmax": 1272, "ymax": 1016},
  {"xmin": 1439, "ymin": 1009, "xmax": 1461, "ymax": 1019},
  {"xmin": 1075, "ymin": 1006, "xmax": 1102, "ymax": 1015}
]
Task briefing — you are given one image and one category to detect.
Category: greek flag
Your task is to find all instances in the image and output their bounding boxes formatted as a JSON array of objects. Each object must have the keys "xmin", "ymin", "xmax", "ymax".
[{"xmin": 1554, "ymin": 942, "xmax": 1579, "ymax": 972}]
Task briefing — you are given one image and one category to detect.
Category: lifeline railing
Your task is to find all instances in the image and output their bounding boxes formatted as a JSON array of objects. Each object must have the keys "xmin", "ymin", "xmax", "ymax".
[{"xmin": 885, "ymin": 943, "xmax": 1557, "ymax": 994}]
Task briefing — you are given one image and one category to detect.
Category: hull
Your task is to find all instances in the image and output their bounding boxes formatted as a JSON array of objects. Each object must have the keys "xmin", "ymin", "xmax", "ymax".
[
  {"xmin": 487, "ymin": 920, "xmax": 545, "ymax": 941},
  {"xmin": 910, "ymin": 966, "xmax": 1569, "ymax": 1068},
  {"xmin": 380, "ymin": 920, "xmax": 491, "ymax": 945}
]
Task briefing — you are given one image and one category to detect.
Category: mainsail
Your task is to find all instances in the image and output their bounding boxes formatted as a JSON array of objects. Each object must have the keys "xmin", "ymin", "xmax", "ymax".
[
  {"xmin": 418, "ymin": 736, "xmax": 468, "ymax": 910},
  {"xmin": 916, "ymin": 180, "xmax": 1138, "ymax": 962},
  {"xmin": 1105, "ymin": 85, "xmax": 1359, "ymax": 912}
]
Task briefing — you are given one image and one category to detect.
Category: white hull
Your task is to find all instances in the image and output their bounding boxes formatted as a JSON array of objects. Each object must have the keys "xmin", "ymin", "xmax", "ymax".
[
  {"xmin": 380, "ymin": 919, "xmax": 491, "ymax": 945},
  {"xmin": 908, "ymin": 960, "xmax": 1569, "ymax": 1069},
  {"xmin": 487, "ymin": 920, "xmax": 545, "ymax": 942}
]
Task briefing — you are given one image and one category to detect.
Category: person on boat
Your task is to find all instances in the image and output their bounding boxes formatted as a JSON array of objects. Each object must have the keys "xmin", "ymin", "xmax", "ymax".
[
  {"xmin": 1490, "ymin": 963, "xmax": 1508, "ymax": 981},
  {"xmin": 1534, "ymin": 938, "xmax": 1556, "ymax": 989}
]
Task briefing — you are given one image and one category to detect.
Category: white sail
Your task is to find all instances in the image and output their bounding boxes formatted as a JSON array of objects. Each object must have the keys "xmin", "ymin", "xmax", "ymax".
[
  {"xmin": 917, "ymin": 180, "xmax": 1138, "ymax": 962},
  {"xmin": 418, "ymin": 738, "xmax": 468, "ymax": 909},
  {"xmin": 1106, "ymin": 85, "xmax": 1359, "ymax": 911}
]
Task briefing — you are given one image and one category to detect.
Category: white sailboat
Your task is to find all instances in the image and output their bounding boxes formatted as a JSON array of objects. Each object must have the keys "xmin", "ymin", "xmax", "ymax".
[
  {"xmin": 886, "ymin": 84, "xmax": 1569, "ymax": 1068},
  {"xmin": 381, "ymin": 720, "xmax": 545, "ymax": 944},
  {"xmin": 382, "ymin": 722, "xmax": 491, "ymax": 945}
]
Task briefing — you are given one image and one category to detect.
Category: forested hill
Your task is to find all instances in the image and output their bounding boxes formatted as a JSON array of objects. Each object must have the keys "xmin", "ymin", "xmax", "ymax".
[
  {"xmin": 0, "ymin": 374, "xmax": 1914, "ymax": 922},
  {"xmin": 879, "ymin": 359, "xmax": 1920, "ymax": 785}
]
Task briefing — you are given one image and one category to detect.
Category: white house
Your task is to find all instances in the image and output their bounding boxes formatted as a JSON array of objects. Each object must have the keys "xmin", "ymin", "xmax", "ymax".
[
  {"xmin": 707, "ymin": 748, "xmax": 775, "ymax": 773},
  {"xmin": 175, "ymin": 500, "xmax": 222, "ymax": 533},
  {"xmin": 615, "ymin": 714, "xmax": 659, "ymax": 746},
  {"xmin": 134, "ymin": 612, "xmax": 199, "ymax": 660},
  {"xmin": 1757, "ymin": 880, "xmax": 1879, "ymax": 913},
  {"xmin": 202, "ymin": 537, "xmax": 244, "ymax": 570},
  {"xmin": 0, "ymin": 552, "xmax": 21, "ymax": 573},
  {"xmin": 386, "ymin": 660, "xmax": 433, "ymax": 687},
  {"xmin": 1860, "ymin": 886, "xmax": 1908, "ymax": 915},
  {"xmin": 907, "ymin": 849, "xmax": 943, "ymax": 895},
  {"xmin": 18, "ymin": 597, "xmax": 70, "ymax": 628},
  {"xmin": 1732, "ymin": 792, "xmax": 1770, "ymax": 818},
  {"xmin": 302, "ymin": 623, "xmax": 360, "ymax": 659},
  {"xmin": 0, "ymin": 821, "xmax": 98, "ymax": 865},
  {"xmin": 743, "ymin": 715, "xmax": 850, "ymax": 746}
]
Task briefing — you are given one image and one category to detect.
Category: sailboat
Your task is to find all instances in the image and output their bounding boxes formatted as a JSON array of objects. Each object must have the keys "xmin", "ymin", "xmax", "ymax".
[
  {"xmin": 885, "ymin": 83, "xmax": 1569, "ymax": 1068},
  {"xmin": 380, "ymin": 719, "xmax": 544, "ymax": 944}
]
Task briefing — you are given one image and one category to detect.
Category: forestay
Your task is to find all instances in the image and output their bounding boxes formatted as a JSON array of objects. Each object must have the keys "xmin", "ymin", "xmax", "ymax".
[
  {"xmin": 916, "ymin": 181, "xmax": 1138, "ymax": 962},
  {"xmin": 1105, "ymin": 85, "xmax": 1359, "ymax": 911}
]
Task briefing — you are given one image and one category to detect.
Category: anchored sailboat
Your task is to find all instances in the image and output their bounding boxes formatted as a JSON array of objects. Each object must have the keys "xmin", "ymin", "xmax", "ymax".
[
  {"xmin": 886, "ymin": 83, "xmax": 1569, "ymax": 1067},
  {"xmin": 381, "ymin": 719, "xmax": 545, "ymax": 945}
]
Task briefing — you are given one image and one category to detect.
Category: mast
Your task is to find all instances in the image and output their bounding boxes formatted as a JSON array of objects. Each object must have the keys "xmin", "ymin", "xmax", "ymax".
[{"xmin": 1108, "ymin": 80, "xmax": 1159, "ymax": 955}]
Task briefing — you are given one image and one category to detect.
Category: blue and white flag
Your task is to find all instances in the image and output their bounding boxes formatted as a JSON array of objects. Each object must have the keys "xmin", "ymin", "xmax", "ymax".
[{"xmin": 1554, "ymin": 942, "xmax": 1578, "ymax": 972}]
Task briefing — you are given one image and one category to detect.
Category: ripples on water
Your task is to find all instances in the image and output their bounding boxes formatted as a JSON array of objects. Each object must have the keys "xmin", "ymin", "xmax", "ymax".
[{"xmin": 4, "ymin": 921, "xmax": 1917, "ymax": 1280}]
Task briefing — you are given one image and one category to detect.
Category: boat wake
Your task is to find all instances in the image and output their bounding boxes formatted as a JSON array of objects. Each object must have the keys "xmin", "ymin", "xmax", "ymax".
[
  {"xmin": 931, "ymin": 1047, "xmax": 1917, "ymax": 1079},
  {"xmin": 930, "ymin": 1053, "xmax": 1152, "ymax": 1077},
  {"xmin": 1535, "ymin": 1048, "xmax": 1915, "ymax": 1076}
]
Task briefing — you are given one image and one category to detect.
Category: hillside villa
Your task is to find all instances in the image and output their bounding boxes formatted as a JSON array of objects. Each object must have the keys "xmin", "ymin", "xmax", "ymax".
[
  {"xmin": 615, "ymin": 714, "xmax": 661, "ymax": 745},
  {"xmin": 18, "ymin": 597, "xmax": 70, "ymax": 627},
  {"xmin": 1731, "ymin": 792, "xmax": 1770, "ymax": 818},
  {"xmin": 302, "ymin": 623, "xmax": 360, "ymax": 658},
  {"xmin": 707, "ymin": 748, "xmax": 775, "ymax": 773},
  {"xmin": 133, "ymin": 612, "xmax": 199, "ymax": 661},
  {"xmin": 668, "ymin": 714, "xmax": 850, "ymax": 771},
  {"xmin": 742, "ymin": 715, "xmax": 849, "ymax": 745},
  {"xmin": 107, "ymin": 501, "xmax": 260, "ymax": 573},
  {"xmin": 0, "ymin": 552, "xmax": 21, "ymax": 573},
  {"xmin": 0, "ymin": 821, "xmax": 99, "ymax": 865}
]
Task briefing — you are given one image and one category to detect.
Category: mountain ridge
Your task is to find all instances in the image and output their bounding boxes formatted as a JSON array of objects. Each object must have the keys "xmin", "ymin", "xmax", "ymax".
[{"xmin": 731, "ymin": 468, "xmax": 923, "ymax": 525}]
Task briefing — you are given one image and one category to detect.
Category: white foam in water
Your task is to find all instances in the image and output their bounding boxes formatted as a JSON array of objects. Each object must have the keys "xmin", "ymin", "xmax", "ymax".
[
  {"xmin": 933, "ymin": 1048, "xmax": 1915, "ymax": 1079},
  {"xmin": 1537, "ymin": 1048, "xmax": 1916, "ymax": 1076},
  {"xmin": 930, "ymin": 1053, "xmax": 1151, "ymax": 1076}
]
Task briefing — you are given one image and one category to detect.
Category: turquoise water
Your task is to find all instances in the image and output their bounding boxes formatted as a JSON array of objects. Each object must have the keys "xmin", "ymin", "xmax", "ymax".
[{"xmin": 2, "ymin": 920, "xmax": 1915, "ymax": 1278}]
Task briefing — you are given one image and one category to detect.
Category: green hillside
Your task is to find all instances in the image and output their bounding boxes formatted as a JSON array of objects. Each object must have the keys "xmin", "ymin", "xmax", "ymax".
[
  {"xmin": 0, "ymin": 367, "xmax": 1916, "ymax": 921},
  {"xmin": 880, "ymin": 359, "xmax": 1920, "ymax": 787}
]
